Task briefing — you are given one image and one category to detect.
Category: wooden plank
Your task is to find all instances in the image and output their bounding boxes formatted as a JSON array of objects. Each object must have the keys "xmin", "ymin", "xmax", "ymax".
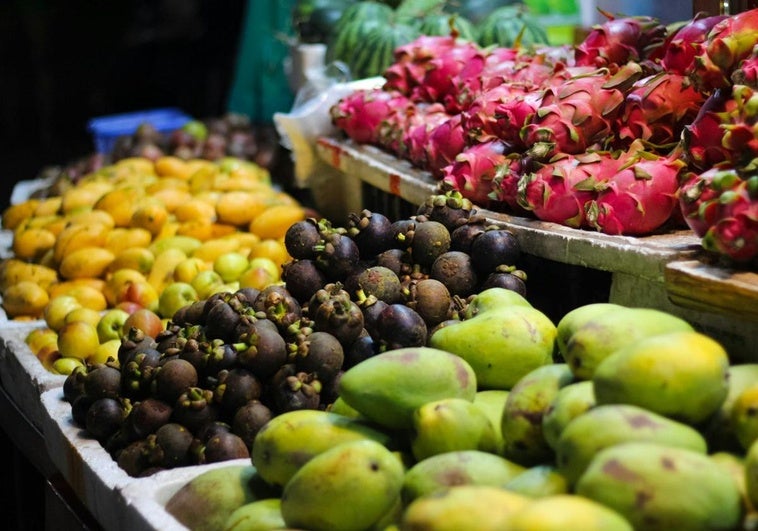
[{"xmin": 664, "ymin": 260, "xmax": 758, "ymax": 321}]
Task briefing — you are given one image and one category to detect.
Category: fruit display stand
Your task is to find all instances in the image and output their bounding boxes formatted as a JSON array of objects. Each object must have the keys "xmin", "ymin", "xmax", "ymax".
[{"xmin": 314, "ymin": 136, "xmax": 758, "ymax": 362}]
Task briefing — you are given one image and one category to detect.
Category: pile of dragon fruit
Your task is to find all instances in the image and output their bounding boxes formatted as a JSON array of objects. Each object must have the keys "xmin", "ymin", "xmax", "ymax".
[{"xmin": 330, "ymin": 9, "xmax": 758, "ymax": 265}]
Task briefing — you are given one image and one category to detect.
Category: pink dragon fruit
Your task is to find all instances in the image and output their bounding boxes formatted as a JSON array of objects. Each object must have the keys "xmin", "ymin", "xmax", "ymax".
[
  {"xmin": 489, "ymin": 154, "xmax": 528, "ymax": 214},
  {"xmin": 461, "ymin": 83, "xmax": 535, "ymax": 144},
  {"xmin": 383, "ymin": 35, "xmax": 461, "ymax": 96},
  {"xmin": 520, "ymin": 66, "xmax": 637, "ymax": 156},
  {"xmin": 732, "ymin": 47, "xmax": 758, "ymax": 88},
  {"xmin": 658, "ymin": 13, "xmax": 728, "ymax": 75},
  {"xmin": 441, "ymin": 140, "xmax": 508, "ymax": 206},
  {"xmin": 617, "ymin": 72, "xmax": 705, "ymax": 148},
  {"xmin": 425, "ymin": 113, "xmax": 468, "ymax": 179},
  {"xmin": 330, "ymin": 89, "xmax": 414, "ymax": 145},
  {"xmin": 683, "ymin": 83, "xmax": 758, "ymax": 171},
  {"xmin": 411, "ymin": 40, "xmax": 487, "ymax": 113},
  {"xmin": 679, "ymin": 165, "xmax": 742, "ymax": 237},
  {"xmin": 400, "ymin": 103, "xmax": 451, "ymax": 169},
  {"xmin": 692, "ymin": 8, "xmax": 758, "ymax": 92},
  {"xmin": 574, "ymin": 11, "xmax": 667, "ymax": 68},
  {"xmin": 516, "ymin": 150, "xmax": 620, "ymax": 228},
  {"xmin": 585, "ymin": 142, "xmax": 686, "ymax": 235},
  {"xmin": 680, "ymin": 166, "xmax": 758, "ymax": 263}
]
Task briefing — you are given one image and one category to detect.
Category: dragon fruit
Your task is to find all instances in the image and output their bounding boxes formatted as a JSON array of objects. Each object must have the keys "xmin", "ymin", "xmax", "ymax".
[
  {"xmin": 461, "ymin": 83, "xmax": 536, "ymax": 144},
  {"xmin": 489, "ymin": 154, "xmax": 528, "ymax": 214},
  {"xmin": 574, "ymin": 11, "xmax": 667, "ymax": 68},
  {"xmin": 425, "ymin": 113, "xmax": 468, "ymax": 178},
  {"xmin": 401, "ymin": 103, "xmax": 451, "ymax": 168},
  {"xmin": 330, "ymin": 89, "xmax": 414, "ymax": 145},
  {"xmin": 679, "ymin": 166, "xmax": 758, "ymax": 263},
  {"xmin": 692, "ymin": 8, "xmax": 758, "ymax": 92},
  {"xmin": 658, "ymin": 13, "xmax": 728, "ymax": 75},
  {"xmin": 683, "ymin": 84, "xmax": 758, "ymax": 171},
  {"xmin": 732, "ymin": 47, "xmax": 758, "ymax": 88},
  {"xmin": 383, "ymin": 35, "xmax": 461, "ymax": 96},
  {"xmin": 520, "ymin": 66, "xmax": 637, "ymax": 156},
  {"xmin": 617, "ymin": 72, "xmax": 705, "ymax": 148},
  {"xmin": 585, "ymin": 142, "xmax": 686, "ymax": 235},
  {"xmin": 441, "ymin": 140, "xmax": 508, "ymax": 206},
  {"xmin": 515, "ymin": 150, "xmax": 619, "ymax": 228}
]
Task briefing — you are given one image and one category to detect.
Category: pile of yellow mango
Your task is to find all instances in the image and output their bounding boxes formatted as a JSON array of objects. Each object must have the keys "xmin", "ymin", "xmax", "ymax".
[{"xmin": 0, "ymin": 156, "xmax": 307, "ymax": 321}]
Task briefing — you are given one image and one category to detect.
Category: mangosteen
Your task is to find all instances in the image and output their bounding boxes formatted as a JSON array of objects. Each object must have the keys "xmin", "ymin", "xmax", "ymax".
[
  {"xmin": 358, "ymin": 297, "xmax": 389, "ymax": 342},
  {"xmin": 203, "ymin": 297, "xmax": 242, "ymax": 343},
  {"xmin": 347, "ymin": 209, "xmax": 394, "ymax": 256},
  {"xmin": 376, "ymin": 304, "xmax": 428, "ymax": 350},
  {"xmin": 390, "ymin": 218, "xmax": 416, "ymax": 248},
  {"xmin": 172, "ymin": 387, "xmax": 219, "ymax": 435},
  {"xmin": 312, "ymin": 292, "xmax": 364, "ymax": 347},
  {"xmin": 121, "ymin": 346, "xmax": 162, "ymax": 398},
  {"xmin": 71, "ymin": 394, "xmax": 95, "ymax": 428},
  {"xmin": 416, "ymin": 191, "xmax": 475, "ymax": 231},
  {"xmin": 152, "ymin": 358, "xmax": 199, "ymax": 404},
  {"xmin": 314, "ymin": 232, "xmax": 360, "ymax": 281},
  {"xmin": 63, "ymin": 364, "xmax": 88, "ymax": 404},
  {"xmin": 204, "ymin": 340, "xmax": 239, "ymax": 375},
  {"xmin": 268, "ymin": 364, "xmax": 321, "ymax": 413},
  {"xmin": 123, "ymin": 397, "xmax": 173, "ymax": 441},
  {"xmin": 294, "ymin": 331, "xmax": 344, "ymax": 384},
  {"xmin": 281, "ymin": 259, "xmax": 328, "ymax": 304},
  {"xmin": 253, "ymin": 285, "xmax": 302, "ymax": 332},
  {"xmin": 410, "ymin": 220, "xmax": 451, "ymax": 268},
  {"xmin": 343, "ymin": 334, "xmax": 379, "ymax": 370},
  {"xmin": 450, "ymin": 219, "xmax": 488, "ymax": 253},
  {"xmin": 153, "ymin": 423, "xmax": 194, "ymax": 469},
  {"xmin": 375, "ymin": 248, "xmax": 412, "ymax": 277},
  {"xmin": 430, "ymin": 251, "xmax": 479, "ymax": 297},
  {"xmin": 203, "ymin": 431, "xmax": 250, "ymax": 463},
  {"xmin": 353, "ymin": 266, "xmax": 403, "ymax": 304},
  {"xmin": 480, "ymin": 266, "xmax": 528, "ymax": 297},
  {"xmin": 214, "ymin": 368, "xmax": 263, "ymax": 414},
  {"xmin": 178, "ymin": 337, "xmax": 208, "ymax": 375},
  {"xmin": 83, "ymin": 364, "xmax": 123, "ymax": 400},
  {"xmin": 234, "ymin": 287, "xmax": 261, "ymax": 307},
  {"xmin": 232, "ymin": 400, "xmax": 273, "ymax": 448},
  {"xmin": 236, "ymin": 320, "xmax": 288, "ymax": 379},
  {"xmin": 118, "ymin": 328, "xmax": 158, "ymax": 368},
  {"xmin": 195, "ymin": 421, "xmax": 233, "ymax": 444},
  {"xmin": 470, "ymin": 228, "xmax": 521, "ymax": 275},
  {"xmin": 85, "ymin": 397, "xmax": 127, "ymax": 442},
  {"xmin": 171, "ymin": 300, "xmax": 208, "ymax": 326},
  {"xmin": 117, "ymin": 439, "xmax": 151, "ymax": 477},
  {"xmin": 284, "ymin": 218, "xmax": 323, "ymax": 259},
  {"xmin": 406, "ymin": 278, "xmax": 453, "ymax": 327}
]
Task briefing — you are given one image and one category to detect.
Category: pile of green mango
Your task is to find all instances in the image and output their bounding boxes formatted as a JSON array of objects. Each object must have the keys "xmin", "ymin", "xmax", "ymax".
[{"xmin": 165, "ymin": 290, "xmax": 758, "ymax": 531}]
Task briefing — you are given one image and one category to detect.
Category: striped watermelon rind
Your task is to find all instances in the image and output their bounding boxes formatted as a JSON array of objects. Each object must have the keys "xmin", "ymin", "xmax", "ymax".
[
  {"xmin": 477, "ymin": 5, "xmax": 549, "ymax": 48},
  {"xmin": 349, "ymin": 22, "xmax": 421, "ymax": 79},
  {"xmin": 415, "ymin": 13, "xmax": 479, "ymax": 42}
]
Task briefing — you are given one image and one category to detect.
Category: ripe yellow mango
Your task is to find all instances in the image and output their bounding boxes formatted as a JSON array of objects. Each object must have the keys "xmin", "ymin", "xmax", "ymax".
[
  {"xmin": 2, "ymin": 280, "xmax": 49, "ymax": 318},
  {"xmin": 58, "ymin": 246, "xmax": 115, "ymax": 279}
]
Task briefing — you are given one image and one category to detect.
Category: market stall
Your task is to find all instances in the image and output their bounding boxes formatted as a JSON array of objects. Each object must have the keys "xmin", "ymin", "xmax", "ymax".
[{"xmin": 1, "ymin": 1, "xmax": 758, "ymax": 530}]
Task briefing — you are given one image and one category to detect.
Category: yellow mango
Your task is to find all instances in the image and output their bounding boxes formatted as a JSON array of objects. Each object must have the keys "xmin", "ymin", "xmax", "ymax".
[
  {"xmin": 53, "ymin": 222, "xmax": 111, "ymax": 264},
  {"xmin": 104, "ymin": 227, "xmax": 153, "ymax": 254},
  {"xmin": 0, "ymin": 259, "xmax": 58, "ymax": 292},
  {"xmin": 12, "ymin": 227, "xmax": 57, "ymax": 261},
  {"xmin": 2, "ymin": 280, "xmax": 49, "ymax": 319},
  {"xmin": 2, "ymin": 199, "xmax": 40, "ymax": 230},
  {"xmin": 249, "ymin": 204, "xmax": 306, "ymax": 240},
  {"xmin": 93, "ymin": 186, "xmax": 145, "ymax": 227},
  {"xmin": 58, "ymin": 247, "xmax": 115, "ymax": 280},
  {"xmin": 108, "ymin": 247, "xmax": 155, "ymax": 276}
]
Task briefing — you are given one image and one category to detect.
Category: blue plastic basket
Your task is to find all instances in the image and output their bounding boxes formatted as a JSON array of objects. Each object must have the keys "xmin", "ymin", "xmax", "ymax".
[{"xmin": 87, "ymin": 108, "xmax": 193, "ymax": 154}]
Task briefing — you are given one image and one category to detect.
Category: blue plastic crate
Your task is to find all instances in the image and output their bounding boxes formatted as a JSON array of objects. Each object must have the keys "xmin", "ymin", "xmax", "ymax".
[{"xmin": 87, "ymin": 108, "xmax": 193, "ymax": 154}]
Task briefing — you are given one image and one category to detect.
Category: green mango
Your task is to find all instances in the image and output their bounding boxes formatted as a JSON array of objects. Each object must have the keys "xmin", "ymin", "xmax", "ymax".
[
  {"xmin": 401, "ymin": 450, "xmax": 525, "ymax": 504},
  {"xmin": 731, "ymin": 383, "xmax": 758, "ymax": 451},
  {"xmin": 502, "ymin": 464, "xmax": 569, "ymax": 498},
  {"xmin": 338, "ymin": 347, "xmax": 478, "ymax": 430},
  {"xmin": 562, "ymin": 306, "xmax": 694, "ymax": 380},
  {"xmin": 709, "ymin": 452, "xmax": 751, "ymax": 515},
  {"xmin": 430, "ymin": 304, "xmax": 557, "ymax": 390},
  {"xmin": 576, "ymin": 442, "xmax": 743, "ymax": 531},
  {"xmin": 280, "ymin": 439, "xmax": 404, "ymax": 531},
  {"xmin": 165, "ymin": 465, "xmax": 264, "ymax": 531},
  {"xmin": 399, "ymin": 485, "xmax": 530, "ymax": 531},
  {"xmin": 462, "ymin": 287, "xmax": 532, "ymax": 319},
  {"xmin": 746, "ymin": 439, "xmax": 758, "ymax": 512},
  {"xmin": 505, "ymin": 494, "xmax": 633, "ymax": 530},
  {"xmin": 542, "ymin": 380, "xmax": 595, "ymax": 451},
  {"xmin": 593, "ymin": 331, "xmax": 730, "ymax": 425},
  {"xmin": 555, "ymin": 302, "xmax": 624, "ymax": 358},
  {"xmin": 223, "ymin": 499, "xmax": 285, "ymax": 531},
  {"xmin": 704, "ymin": 364, "xmax": 758, "ymax": 452},
  {"xmin": 501, "ymin": 363, "xmax": 575, "ymax": 466},
  {"xmin": 556, "ymin": 404, "xmax": 707, "ymax": 485},
  {"xmin": 410, "ymin": 397, "xmax": 499, "ymax": 461},
  {"xmin": 251, "ymin": 409, "xmax": 394, "ymax": 487},
  {"xmin": 327, "ymin": 396, "xmax": 365, "ymax": 419},
  {"xmin": 472, "ymin": 389, "xmax": 510, "ymax": 454}
]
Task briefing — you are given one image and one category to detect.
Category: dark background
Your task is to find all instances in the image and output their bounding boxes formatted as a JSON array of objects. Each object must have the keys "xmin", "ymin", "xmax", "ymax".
[{"xmin": 0, "ymin": 0, "xmax": 252, "ymax": 210}]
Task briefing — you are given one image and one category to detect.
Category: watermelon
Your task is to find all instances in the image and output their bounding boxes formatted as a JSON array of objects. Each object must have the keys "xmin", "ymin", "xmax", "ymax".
[
  {"xmin": 293, "ymin": 0, "xmax": 356, "ymax": 43},
  {"xmin": 349, "ymin": 22, "xmax": 421, "ymax": 79},
  {"xmin": 477, "ymin": 5, "xmax": 549, "ymax": 48},
  {"xmin": 416, "ymin": 12, "xmax": 479, "ymax": 42}
]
